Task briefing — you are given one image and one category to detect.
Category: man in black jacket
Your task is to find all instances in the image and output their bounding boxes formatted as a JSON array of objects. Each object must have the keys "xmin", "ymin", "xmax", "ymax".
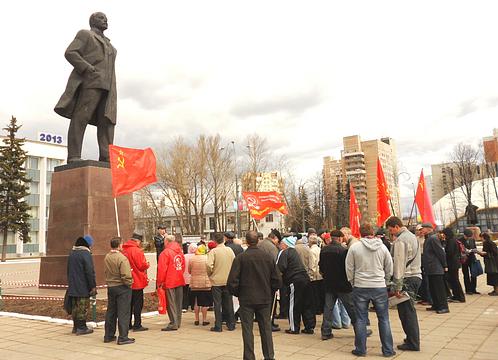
[
  {"xmin": 225, "ymin": 231, "xmax": 244, "ymax": 256},
  {"xmin": 318, "ymin": 230, "xmax": 358, "ymax": 340},
  {"xmin": 442, "ymin": 228, "xmax": 465, "ymax": 302},
  {"xmin": 460, "ymin": 229, "xmax": 479, "ymax": 294},
  {"xmin": 277, "ymin": 235, "xmax": 315, "ymax": 334},
  {"xmin": 228, "ymin": 231, "xmax": 282, "ymax": 360},
  {"xmin": 421, "ymin": 223, "xmax": 449, "ymax": 314},
  {"xmin": 67, "ymin": 235, "xmax": 97, "ymax": 335},
  {"xmin": 153, "ymin": 225, "xmax": 166, "ymax": 262}
]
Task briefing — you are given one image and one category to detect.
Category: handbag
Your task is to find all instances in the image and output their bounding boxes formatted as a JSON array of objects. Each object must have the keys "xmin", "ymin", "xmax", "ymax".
[
  {"xmin": 484, "ymin": 254, "xmax": 498, "ymax": 274},
  {"xmin": 157, "ymin": 287, "xmax": 167, "ymax": 315},
  {"xmin": 63, "ymin": 290, "xmax": 73, "ymax": 315},
  {"xmin": 470, "ymin": 258, "xmax": 484, "ymax": 278}
]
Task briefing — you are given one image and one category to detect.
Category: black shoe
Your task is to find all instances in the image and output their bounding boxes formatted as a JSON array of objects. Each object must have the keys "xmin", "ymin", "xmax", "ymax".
[
  {"xmin": 366, "ymin": 329, "xmax": 373, "ymax": 337},
  {"xmin": 301, "ymin": 329, "xmax": 314, "ymax": 334},
  {"xmin": 397, "ymin": 344, "xmax": 419, "ymax": 351},
  {"xmin": 104, "ymin": 336, "xmax": 117, "ymax": 343},
  {"xmin": 447, "ymin": 298, "xmax": 457, "ymax": 303},
  {"xmin": 202, "ymin": 321, "xmax": 210, "ymax": 326},
  {"xmin": 117, "ymin": 337, "xmax": 135, "ymax": 345},
  {"xmin": 161, "ymin": 327, "xmax": 178, "ymax": 331},
  {"xmin": 226, "ymin": 326, "xmax": 236, "ymax": 331},
  {"xmin": 465, "ymin": 291, "xmax": 473, "ymax": 295},
  {"xmin": 436, "ymin": 308, "xmax": 450, "ymax": 314},
  {"xmin": 351, "ymin": 349, "xmax": 366, "ymax": 357},
  {"xmin": 285, "ymin": 329, "xmax": 300, "ymax": 335},
  {"xmin": 272, "ymin": 324, "xmax": 280, "ymax": 332},
  {"xmin": 210, "ymin": 327, "xmax": 222, "ymax": 332},
  {"xmin": 76, "ymin": 327, "xmax": 93, "ymax": 335},
  {"xmin": 321, "ymin": 334, "xmax": 333, "ymax": 341},
  {"xmin": 473, "ymin": 291, "xmax": 481, "ymax": 295},
  {"xmin": 426, "ymin": 307, "xmax": 437, "ymax": 311},
  {"xmin": 383, "ymin": 351, "xmax": 396, "ymax": 357},
  {"xmin": 132, "ymin": 326, "xmax": 148, "ymax": 332},
  {"xmin": 194, "ymin": 321, "xmax": 200, "ymax": 326}
]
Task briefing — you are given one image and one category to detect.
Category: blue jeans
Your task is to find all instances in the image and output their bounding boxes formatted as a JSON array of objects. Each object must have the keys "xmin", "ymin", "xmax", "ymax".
[
  {"xmin": 332, "ymin": 299, "xmax": 351, "ymax": 328},
  {"xmin": 352, "ymin": 287, "xmax": 394, "ymax": 356}
]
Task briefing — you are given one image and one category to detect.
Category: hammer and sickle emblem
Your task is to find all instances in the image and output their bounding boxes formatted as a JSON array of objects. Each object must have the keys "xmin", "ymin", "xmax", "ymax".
[{"xmin": 117, "ymin": 150, "xmax": 125, "ymax": 169}]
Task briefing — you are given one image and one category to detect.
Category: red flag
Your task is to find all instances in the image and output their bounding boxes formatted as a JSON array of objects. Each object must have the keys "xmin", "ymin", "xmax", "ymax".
[
  {"xmin": 109, "ymin": 145, "xmax": 157, "ymax": 197},
  {"xmin": 414, "ymin": 169, "xmax": 436, "ymax": 227},
  {"xmin": 377, "ymin": 158, "xmax": 391, "ymax": 226},
  {"xmin": 349, "ymin": 183, "xmax": 361, "ymax": 239},
  {"xmin": 242, "ymin": 191, "xmax": 287, "ymax": 220}
]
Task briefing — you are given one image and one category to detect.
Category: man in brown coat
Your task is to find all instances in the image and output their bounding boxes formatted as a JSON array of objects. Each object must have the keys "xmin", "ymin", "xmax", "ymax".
[{"xmin": 55, "ymin": 12, "xmax": 117, "ymax": 163}]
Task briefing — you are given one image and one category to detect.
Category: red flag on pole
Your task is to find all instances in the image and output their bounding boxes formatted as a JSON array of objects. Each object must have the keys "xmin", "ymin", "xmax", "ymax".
[
  {"xmin": 377, "ymin": 158, "xmax": 391, "ymax": 226},
  {"xmin": 349, "ymin": 183, "xmax": 361, "ymax": 239},
  {"xmin": 242, "ymin": 191, "xmax": 287, "ymax": 220},
  {"xmin": 414, "ymin": 169, "xmax": 436, "ymax": 227},
  {"xmin": 109, "ymin": 145, "xmax": 157, "ymax": 197}
]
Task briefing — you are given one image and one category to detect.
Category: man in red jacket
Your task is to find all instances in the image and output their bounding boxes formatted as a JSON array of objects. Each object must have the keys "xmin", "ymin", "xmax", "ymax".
[
  {"xmin": 157, "ymin": 235, "xmax": 186, "ymax": 331},
  {"xmin": 122, "ymin": 233, "xmax": 150, "ymax": 332}
]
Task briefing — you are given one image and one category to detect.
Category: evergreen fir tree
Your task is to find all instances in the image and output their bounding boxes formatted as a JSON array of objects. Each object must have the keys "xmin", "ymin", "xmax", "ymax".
[{"xmin": 0, "ymin": 116, "xmax": 31, "ymax": 261}]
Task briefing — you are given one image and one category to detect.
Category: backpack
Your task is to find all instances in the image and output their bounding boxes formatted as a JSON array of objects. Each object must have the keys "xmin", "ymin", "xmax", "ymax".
[{"xmin": 456, "ymin": 239, "xmax": 468, "ymax": 265}]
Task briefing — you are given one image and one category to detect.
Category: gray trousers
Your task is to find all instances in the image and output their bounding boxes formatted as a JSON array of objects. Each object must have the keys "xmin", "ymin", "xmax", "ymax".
[
  {"xmin": 68, "ymin": 88, "xmax": 114, "ymax": 162},
  {"xmin": 166, "ymin": 286, "xmax": 183, "ymax": 329},
  {"xmin": 321, "ymin": 291, "xmax": 356, "ymax": 337},
  {"xmin": 239, "ymin": 304, "xmax": 274, "ymax": 360},
  {"xmin": 105, "ymin": 285, "xmax": 132, "ymax": 341}
]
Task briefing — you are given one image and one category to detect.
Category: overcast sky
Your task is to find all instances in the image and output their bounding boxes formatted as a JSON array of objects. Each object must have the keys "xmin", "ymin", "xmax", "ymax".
[{"xmin": 2, "ymin": 1, "xmax": 497, "ymax": 198}]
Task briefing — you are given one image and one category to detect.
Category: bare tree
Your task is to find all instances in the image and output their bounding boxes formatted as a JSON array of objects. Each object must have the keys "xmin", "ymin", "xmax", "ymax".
[{"xmin": 449, "ymin": 142, "xmax": 481, "ymax": 208}]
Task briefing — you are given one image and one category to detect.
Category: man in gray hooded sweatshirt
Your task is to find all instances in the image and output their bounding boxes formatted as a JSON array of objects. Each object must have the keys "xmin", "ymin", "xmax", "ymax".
[{"xmin": 346, "ymin": 223, "xmax": 395, "ymax": 358}]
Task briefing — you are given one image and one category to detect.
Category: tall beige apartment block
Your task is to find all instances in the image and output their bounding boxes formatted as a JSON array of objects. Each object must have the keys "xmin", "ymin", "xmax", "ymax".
[{"xmin": 323, "ymin": 135, "xmax": 401, "ymax": 224}]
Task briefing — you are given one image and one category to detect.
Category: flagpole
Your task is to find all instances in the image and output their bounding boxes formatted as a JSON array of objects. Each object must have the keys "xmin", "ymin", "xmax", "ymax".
[
  {"xmin": 252, "ymin": 218, "xmax": 259, "ymax": 232},
  {"xmin": 389, "ymin": 199, "xmax": 396, "ymax": 217},
  {"xmin": 114, "ymin": 198, "xmax": 121, "ymax": 237},
  {"xmin": 407, "ymin": 198, "xmax": 417, "ymax": 227}
]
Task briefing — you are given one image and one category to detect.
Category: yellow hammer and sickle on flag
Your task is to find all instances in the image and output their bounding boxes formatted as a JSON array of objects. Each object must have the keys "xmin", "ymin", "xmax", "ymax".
[
  {"xmin": 419, "ymin": 181, "xmax": 423, "ymax": 191},
  {"xmin": 117, "ymin": 150, "xmax": 125, "ymax": 169}
]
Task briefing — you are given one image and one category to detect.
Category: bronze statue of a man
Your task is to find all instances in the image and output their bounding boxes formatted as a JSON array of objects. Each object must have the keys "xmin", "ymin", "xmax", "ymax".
[{"xmin": 55, "ymin": 12, "xmax": 117, "ymax": 163}]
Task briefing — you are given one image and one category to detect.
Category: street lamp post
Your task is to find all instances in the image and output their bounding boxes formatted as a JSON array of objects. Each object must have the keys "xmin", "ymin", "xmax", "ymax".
[{"xmin": 231, "ymin": 141, "xmax": 241, "ymax": 238}]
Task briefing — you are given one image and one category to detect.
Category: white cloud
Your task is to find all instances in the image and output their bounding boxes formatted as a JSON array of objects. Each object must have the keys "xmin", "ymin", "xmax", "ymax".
[{"xmin": 1, "ymin": 0, "xmax": 497, "ymax": 198}]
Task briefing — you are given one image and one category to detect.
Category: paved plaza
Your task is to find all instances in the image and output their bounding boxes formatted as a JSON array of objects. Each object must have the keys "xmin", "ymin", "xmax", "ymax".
[{"xmin": 1, "ymin": 282, "xmax": 497, "ymax": 360}]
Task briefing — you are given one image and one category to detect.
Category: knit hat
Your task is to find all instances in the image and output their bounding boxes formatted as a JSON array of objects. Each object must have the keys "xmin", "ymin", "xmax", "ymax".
[
  {"xmin": 421, "ymin": 223, "xmax": 433, "ymax": 229},
  {"xmin": 307, "ymin": 228, "xmax": 317, "ymax": 235},
  {"xmin": 188, "ymin": 243, "xmax": 198, "ymax": 254},
  {"xmin": 83, "ymin": 235, "xmax": 94, "ymax": 247},
  {"xmin": 196, "ymin": 244, "xmax": 207, "ymax": 255},
  {"xmin": 207, "ymin": 241, "xmax": 217, "ymax": 250},
  {"xmin": 224, "ymin": 231, "xmax": 235, "ymax": 240},
  {"xmin": 282, "ymin": 236, "xmax": 297, "ymax": 248},
  {"xmin": 463, "ymin": 229, "xmax": 473, "ymax": 237}
]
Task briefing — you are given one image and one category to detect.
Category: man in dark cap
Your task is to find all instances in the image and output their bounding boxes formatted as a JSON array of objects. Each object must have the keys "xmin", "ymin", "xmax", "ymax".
[
  {"xmin": 224, "ymin": 231, "xmax": 243, "ymax": 256},
  {"xmin": 420, "ymin": 223, "xmax": 449, "ymax": 314},
  {"xmin": 122, "ymin": 233, "xmax": 150, "ymax": 331},
  {"xmin": 459, "ymin": 228, "xmax": 479, "ymax": 294},
  {"xmin": 154, "ymin": 225, "xmax": 167, "ymax": 262},
  {"xmin": 319, "ymin": 229, "xmax": 359, "ymax": 340}
]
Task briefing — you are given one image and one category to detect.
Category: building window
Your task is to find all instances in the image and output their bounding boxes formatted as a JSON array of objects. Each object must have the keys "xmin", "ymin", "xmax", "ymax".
[
  {"xmin": 29, "ymin": 181, "xmax": 39, "ymax": 194},
  {"xmin": 209, "ymin": 217, "xmax": 216, "ymax": 230},
  {"xmin": 265, "ymin": 214, "xmax": 274, "ymax": 222},
  {"xmin": 47, "ymin": 158, "xmax": 62, "ymax": 171}
]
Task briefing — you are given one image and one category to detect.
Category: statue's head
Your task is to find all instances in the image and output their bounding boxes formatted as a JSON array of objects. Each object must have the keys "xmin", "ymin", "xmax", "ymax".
[{"xmin": 89, "ymin": 12, "xmax": 108, "ymax": 31}]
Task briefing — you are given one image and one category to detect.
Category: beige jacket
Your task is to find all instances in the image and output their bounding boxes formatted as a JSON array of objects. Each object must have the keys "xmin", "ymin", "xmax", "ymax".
[
  {"xmin": 189, "ymin": 254, "xmax": 211, "ymax": 290},
  {"xmin": 104, "ymin": 250, "xmax": 132, "ymax": 288},
  {"xmin": 206, "ymin": 243, "xmax": 235, "ymax": 286},
  {"xmin": 309, "ymin": 244, "xmax": 322, "ymax": 281}
]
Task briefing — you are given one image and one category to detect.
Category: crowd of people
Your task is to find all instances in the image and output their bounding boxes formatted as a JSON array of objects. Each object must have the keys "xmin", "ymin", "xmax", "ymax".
[{"xmin": 65, "ymin": 218, "xmax": 498, "ymax": 359}]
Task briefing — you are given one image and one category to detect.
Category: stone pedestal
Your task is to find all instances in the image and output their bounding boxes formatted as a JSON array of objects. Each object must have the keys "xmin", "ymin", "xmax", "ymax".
[{"xmin": 39, "ymin": 161, "xmax": 133, "ymax": 286}]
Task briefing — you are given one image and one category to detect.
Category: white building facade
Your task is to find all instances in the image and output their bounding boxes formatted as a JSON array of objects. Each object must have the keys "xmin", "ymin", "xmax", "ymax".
[{"xmin": 1, "ymin": 137, "xmax": 66, "ymax": 257}]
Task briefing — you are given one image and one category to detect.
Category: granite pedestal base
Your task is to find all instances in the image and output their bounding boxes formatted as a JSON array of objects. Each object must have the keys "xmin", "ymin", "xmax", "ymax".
[{"xmin": 39, "ymin": 162, "xmax": 133, "ymax": 287}]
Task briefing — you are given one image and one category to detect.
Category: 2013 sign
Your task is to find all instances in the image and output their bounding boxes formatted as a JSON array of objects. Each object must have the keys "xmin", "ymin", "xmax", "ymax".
[{"xmin": 38, "ymin": 132, "xmax": 63, "ymax": 144}]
